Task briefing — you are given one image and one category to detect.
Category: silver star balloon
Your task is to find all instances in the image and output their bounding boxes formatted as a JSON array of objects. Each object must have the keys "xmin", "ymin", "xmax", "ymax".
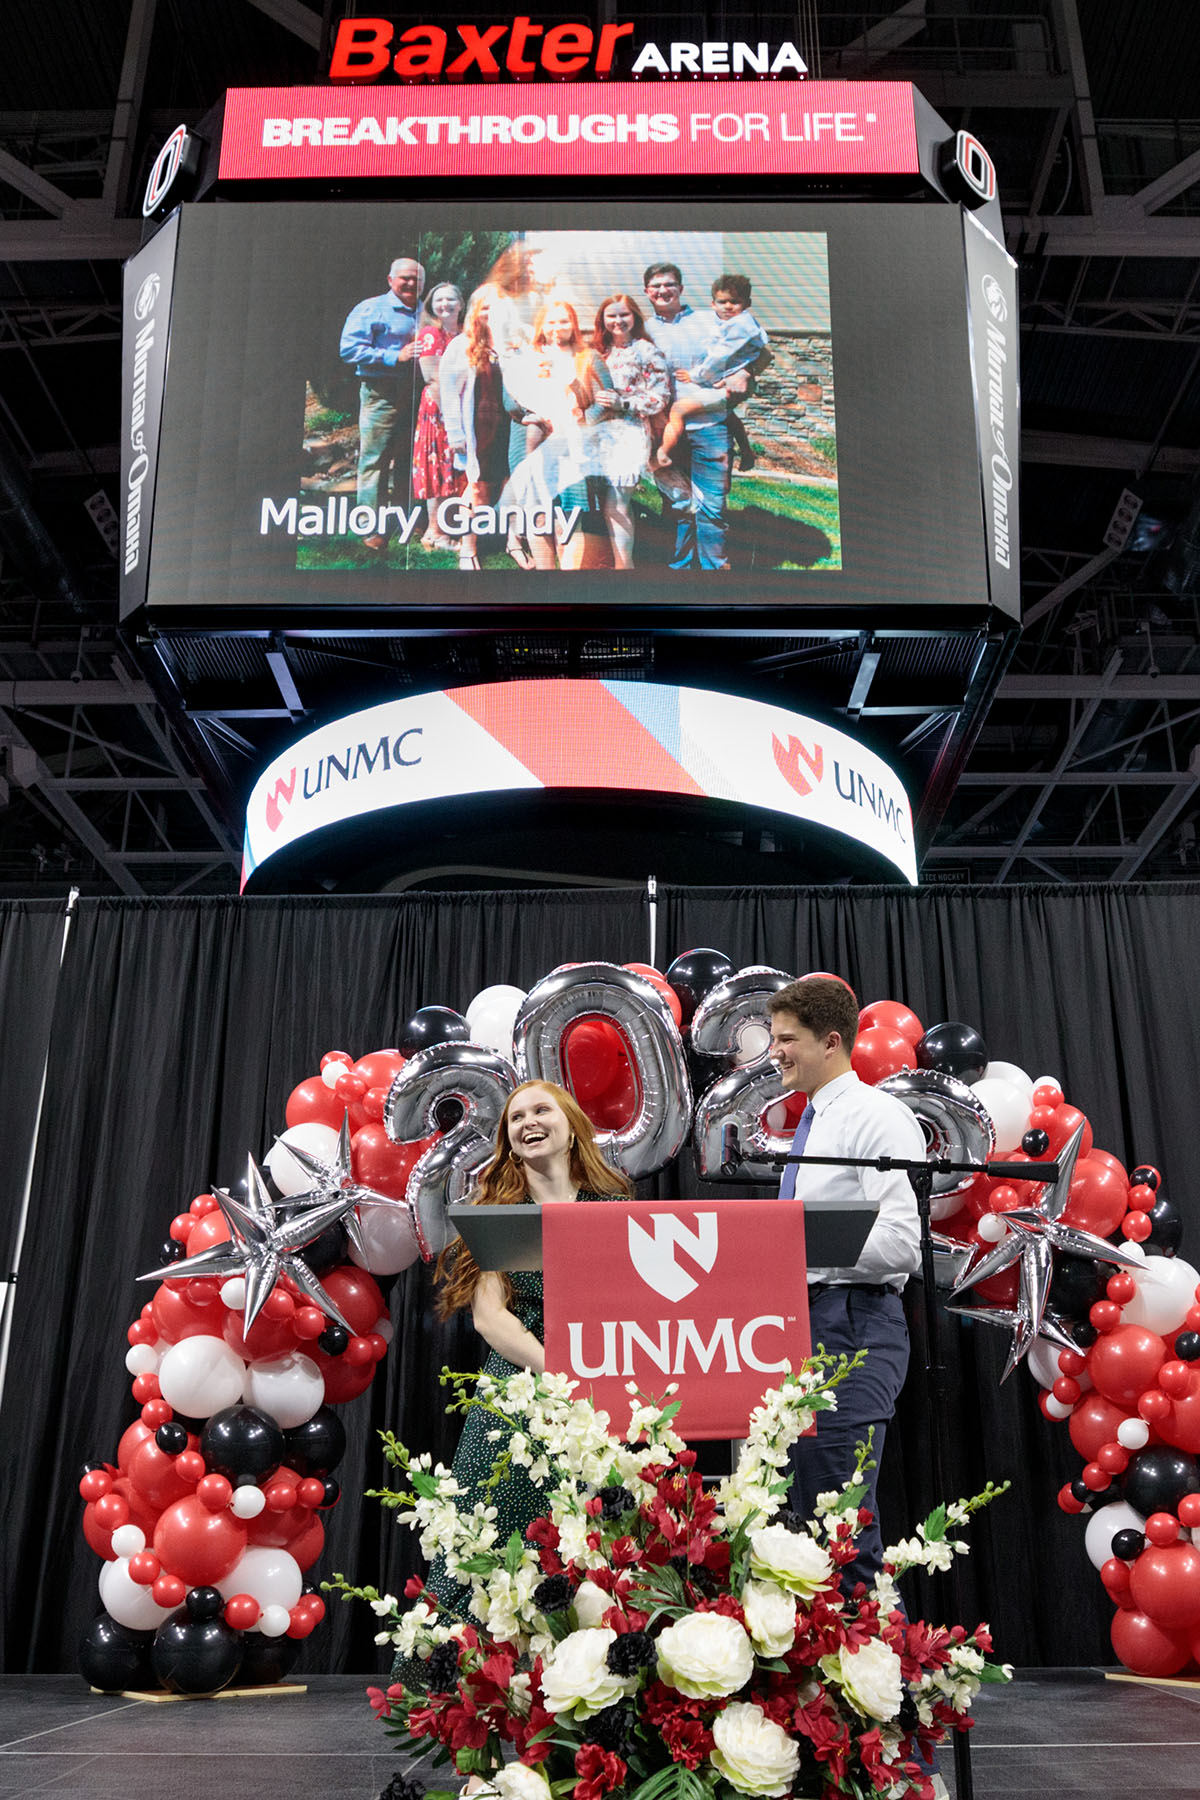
[
  {"xmin": 139, "ymin": 1154, "xmax": 358, "ymax": 1335},
  {"xmin": 268, "ymin": 1115, "xmax": 399, "ymax": 1267},
  {"xmin": 946, "ymin": 1125, "xmax": 1144, "ymax": 1380}
]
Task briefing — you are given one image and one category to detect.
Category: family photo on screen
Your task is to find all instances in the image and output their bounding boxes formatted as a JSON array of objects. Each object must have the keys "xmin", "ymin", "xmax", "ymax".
[{"xmin": 298, "ymin": 228, "xmax": 840, "ymax": 574}]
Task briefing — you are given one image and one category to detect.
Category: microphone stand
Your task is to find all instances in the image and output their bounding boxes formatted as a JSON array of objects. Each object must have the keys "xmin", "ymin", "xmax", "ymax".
[{"xmin": 714, "ymin": 1131, "xmax": 1061, "ymax": 1800}]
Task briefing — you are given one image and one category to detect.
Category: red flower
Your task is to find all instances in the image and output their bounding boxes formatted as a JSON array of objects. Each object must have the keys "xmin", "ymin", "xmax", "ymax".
[
  {"xmin": 366, "ymin": 1685, "xmax": 392, "ymax": 1720},
  {"xmin": 514, "ymin": 1703, "xmax": 557, "ymax": 1764},
  {"xmin": 404, "ymin": 1575, "xmax": 425, "ymax": 1599},
  {"xmin": 526, "ymin": 1517, "xmax": 560, "ymax": 1548},
  {"xmin": 857, "ymin": 1728, "xmax": 895, "ymax": 1793},
  {"xmin": 974, "ymin": 1624, "xmax": 994, "ymax": 1654},
  {"xmin": 610, "ymin": 1535, "xmax": 639, "ymax": 1567},
  {"xmin": 661, "ymin": 1716, "xmax": 714, "ymax": 1768},
  {"xmin": 796, "ymin": 1694, "xmax": 851, "ymax": 1785},
  {"xmin": 574, "ymin": 1743, "xmax": 627, "ymax": 1800}
]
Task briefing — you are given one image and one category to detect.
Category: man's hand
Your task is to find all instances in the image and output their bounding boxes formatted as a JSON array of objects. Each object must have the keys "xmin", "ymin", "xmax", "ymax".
[
  {"xmin": 395, "ymin": 342, "xmax": 418, "ymax": 363},
  {"xmin": 724, "ymin": 369, "xmax": 751, "ymax": 396}
]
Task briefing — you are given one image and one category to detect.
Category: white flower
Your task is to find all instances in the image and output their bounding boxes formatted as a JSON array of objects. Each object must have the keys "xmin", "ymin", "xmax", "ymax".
[
  {"xmin": 656, "ymin": 1610, "xmax": 754, "ymax": 1699},
  {"xmin": 821, "ymin": 1638, "xmax": 904, "ymax": 1721},
  {"xmin": 710, "ymin": 1700, "xmax": 801, "ymax": 1796},
  {"xmin": 748, "ymin": 1524, "xmax": 835, "ymax": 1599},
  {"xmin": 572, "ymin": 1580, "xmax": 612, "ymax": 1629},
  {"xmin": 741, "ymin": 1579, "xmax": 797, "ymax": 1658},
  {"xmin": 369, "ymin": 1593, "xmax": 398, "ymax": 1617},
  {"xmin": 540, "ymin": 1628, "xmax": 636, "ymax": 1719},
  {"xmin": 493, "ymin": 1765, "xmax": 553, "ymax": 1800}
]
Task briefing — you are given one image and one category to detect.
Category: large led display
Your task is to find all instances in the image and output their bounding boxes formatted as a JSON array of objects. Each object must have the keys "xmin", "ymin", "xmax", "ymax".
[
  {"xmin": 125, "ymin": 199, "xmax": 1016, "ymax": 619},
  {"xmin": 241, "ymin": 680, "xmax": 917, "ymax": 888}
]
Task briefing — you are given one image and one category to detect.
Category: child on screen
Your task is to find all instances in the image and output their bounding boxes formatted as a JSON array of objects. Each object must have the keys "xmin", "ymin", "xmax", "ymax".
[{"xmin": 656, "ymin": 273, "xmax": 768, "ymax": 474}]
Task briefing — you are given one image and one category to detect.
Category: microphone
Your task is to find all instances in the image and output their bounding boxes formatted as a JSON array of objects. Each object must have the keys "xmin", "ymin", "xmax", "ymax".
[{"xmin": 721, "ymin": 1122, "xmax": 740, "ymax": 1175}]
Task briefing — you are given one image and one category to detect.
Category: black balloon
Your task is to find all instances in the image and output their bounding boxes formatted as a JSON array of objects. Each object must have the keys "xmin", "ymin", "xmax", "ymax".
[
  {"xmin": 318, "ymin": 1323, "xmax": 350, "ymax": 1356},
  {"xmin": 152, "ymin": 1613, "xmax": 243, "ymax": 1695},
  {"xmin": 1112, "ymin": 1528, "xmax": 1145, "ymax": 1561},
  {"xmin": 320, "ymin": 1477, "xmax": 341, "ymax": 1509},
  {"xmin": 297, "ymin": 1218, "xmax": 348, "ymax": 1275},
  {"xmin": 1131, "ymin": 1165, "xmax": 1162, "ymax": 1192},
  {"xmin": 1145, "ymin": 1195, "xmax": 1183, "ymax": 1258},
  {"xmin": 201, "ymin": 1405, "xmax": 285, "ymax": 1485},
  {"xmin": 155, "ymin": 1420, "xmax": 188, "ymax": 1455},
  {"xmin": 236, "ymin": 1631, "xmax": 302, "ymax": 1687},
  {"xmin": 398, "ymin": 1005, "xmax": 471, "ymax": 1055},
  {"xmin": 79, "ymin": 1613, "xmax": 157, "ymax": 1692},
  {"xmin": 1122, "ymin": 1447, "xmax": 1200, "ymax": 1518},
  {"xmin": 1022, "ymin": 1128, "xmax": 1050, "ymax": 1157},
  {"xmin": 915, "ymin": 1021, "xmax": 989, "ymax": 1085},
  {"xmin": 186, "ymin": 1586, "xmax": 225, "ymax": 1621},
  {"xmin": 1175, "ymin": 1332, "xmax": 1200, "ymax": 1363},
  {"xmin": 159, "ymin": 1238, "xmax": 185, "ymax": 1263},
  {"xmin": 666, "ymin": 948, "xmax": 735, "ymax": 1031},
  {"xmin": 284, "ymin": 1405, "xmax": 347, "ymax": 1476},
  {"xmin": 1049, "ymin": 1254, "xmax": 1109, "ymax": 1320}
]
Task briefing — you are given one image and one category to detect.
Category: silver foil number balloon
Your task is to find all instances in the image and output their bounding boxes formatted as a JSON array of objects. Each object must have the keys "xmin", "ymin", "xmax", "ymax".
[
  {"xmin": 384, "ymin": 1042, "xmax": 517, "ymax": 1258},
  {"xmin": 877, "ymin": 1066, "xmax": 996, "ymax": 1212},
  {"xmin": 512, "ymin": 962, "xmax": 692, "ymax": 1181},
  {"xmin": 692, "ymin": 966, "xmax": 794, "ymax": 1180}
]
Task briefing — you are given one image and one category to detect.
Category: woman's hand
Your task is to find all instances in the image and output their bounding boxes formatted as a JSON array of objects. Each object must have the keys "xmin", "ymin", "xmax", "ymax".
[
  {"xmin": 471, "ymin": 1273, "xmax": 545, "ymax": 1373},
  {"xmin": 594, "ymin": 390, "xmax": 622, "ymax": 414}
]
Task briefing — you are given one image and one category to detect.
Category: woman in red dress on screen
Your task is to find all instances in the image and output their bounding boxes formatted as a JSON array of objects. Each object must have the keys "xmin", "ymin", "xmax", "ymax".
[{"xmin": 411, "ymin": 281, "xmax": 466, "ymax": 552}]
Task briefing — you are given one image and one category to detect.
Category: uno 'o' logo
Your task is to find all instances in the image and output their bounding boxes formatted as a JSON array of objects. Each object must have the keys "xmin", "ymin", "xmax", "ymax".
[
  {"xmin": 134, "ymin": 273, "xmax": 160, "ymax": 321},
  {"xmin": 982, "ymin": 275, "xmax": 1008, "ymax": 323},
  {"xmin": 142, "ymin": 124, "xmax": 192, "ymax": 218}
]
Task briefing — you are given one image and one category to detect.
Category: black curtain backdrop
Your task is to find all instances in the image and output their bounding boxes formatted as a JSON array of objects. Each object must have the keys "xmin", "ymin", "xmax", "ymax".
[{"xmin": 2, "ymin": 883, "xmax": 1198, "ymax": 1676}]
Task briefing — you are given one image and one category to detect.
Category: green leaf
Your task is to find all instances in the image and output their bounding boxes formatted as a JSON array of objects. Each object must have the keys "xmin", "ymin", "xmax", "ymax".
[{"xmin": 504, "ymin": 1529, "xmax": 525, "ymax": 1575}]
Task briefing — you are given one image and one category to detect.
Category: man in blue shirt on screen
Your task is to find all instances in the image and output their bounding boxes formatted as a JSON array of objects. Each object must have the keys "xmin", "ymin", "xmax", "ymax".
[
  {"xmin": 643, "ymin": 261, "xmax": 755, "ymax": 571},
  {"xmin": 339, "ymin": 256, "xmax": 425, "ymax": 548}
]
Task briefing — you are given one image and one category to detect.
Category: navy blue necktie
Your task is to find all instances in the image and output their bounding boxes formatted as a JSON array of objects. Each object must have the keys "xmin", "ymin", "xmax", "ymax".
[{"xmin": 779, "ymin": 1102, "xmax": 816, "ymax": 1199}]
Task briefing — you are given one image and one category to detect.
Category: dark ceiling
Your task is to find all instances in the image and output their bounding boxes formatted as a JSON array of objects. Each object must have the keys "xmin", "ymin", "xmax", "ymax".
[{"xmin": 1, "ymin": 0, "xmax": 1198, "ymax": 895}]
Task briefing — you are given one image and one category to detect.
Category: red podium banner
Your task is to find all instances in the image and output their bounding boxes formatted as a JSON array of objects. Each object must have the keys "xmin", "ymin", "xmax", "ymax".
[{"xmin": 543, "ymin": 1200, "xmax": 811, "ymax": 1439}]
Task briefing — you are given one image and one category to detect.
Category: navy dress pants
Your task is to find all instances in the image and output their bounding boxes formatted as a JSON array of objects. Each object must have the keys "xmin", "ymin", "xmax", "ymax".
[{"xmin": 785, "ymin": 1284, "xmax": 909, "ymax": 1593}]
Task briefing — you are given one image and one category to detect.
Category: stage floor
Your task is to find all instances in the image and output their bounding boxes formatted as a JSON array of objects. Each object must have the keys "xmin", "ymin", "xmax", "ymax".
[{"xmin": 2, "ymin": 1669, "xmax": 1199, "ymax": 1799}]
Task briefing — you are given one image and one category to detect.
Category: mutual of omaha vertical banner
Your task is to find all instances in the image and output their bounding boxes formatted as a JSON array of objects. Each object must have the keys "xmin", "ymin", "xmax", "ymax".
[{"xmin": 543, "ymin": 1200, "xmax": 811, "ymax": 1440}]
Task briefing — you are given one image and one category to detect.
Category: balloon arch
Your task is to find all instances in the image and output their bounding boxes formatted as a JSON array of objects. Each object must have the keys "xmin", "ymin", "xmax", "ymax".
[{"xmin": 79, "ymin": 953, "xmax": 1196, "ymax": 1691}]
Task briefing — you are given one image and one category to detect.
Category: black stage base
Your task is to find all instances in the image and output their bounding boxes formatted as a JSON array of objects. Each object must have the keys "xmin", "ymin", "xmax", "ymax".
[{"xmin": 3, "ymin": 1670, "xmax": 1200, "ymax": 1798}]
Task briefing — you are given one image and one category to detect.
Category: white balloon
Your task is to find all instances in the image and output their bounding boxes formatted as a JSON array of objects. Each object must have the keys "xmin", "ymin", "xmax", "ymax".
[
  {"xmin": 217, "ymin": 1544, "xmax": 303, "ymax": 1612},
  {"xmin": 734, "ymin": 1022, "xmax": 771, "ymax": 1066},
  {"xmin": 983, "ymin": 1060, "xmax": 1034, "ymax": 1100},
  {"xmin": 1044, "ymin": 1395, "xmax": 1074, "ymax": 1421},
  {"xmin": 971, "ymin": 1076, "xmax": 1032, "ymax": 1154},
  {"xmin": 1027, "ymin": 1338, "xmax": 1065, "ymax": 1390},
  {"xmin": 158, "ymin": 1335, "xmax": 245, "ymax": 1417},
  {"xmin": 231, "ymin": 1485, "xmax": 267, "ymax": 1520},
  {"xmin": 243, "ymin": 1351, "xmax": 325, "ymax": 1430},
  {"xmin": 764, "ymin": 1101, "xmax": 788, "ymax": 1133},
  {"xmin": 348, "ymin": 1201, "xmax": 421, "ymax": 1276},
  {"xmin": 99, "ymin": 1557, "xmax": 175, "ymax": 1631},
  {"xmin": 1123, "ymin": 1256, "xmax": 1200, "ymax": 1335},
  {"xmin": 221, "ymin": 1277, "xmax": 247, "ymax": 1311},
  {"xmin": 372, "ymin": 1314, "xmax": 394, "ymax": 1344},
  {"xmin": 465, "ymin": 984, "xmax": 527, "ymax": 1059},
  {"xmin": 977, "ymin": 1214, "xmax": 1007, "ymax": 1244},
  {"xmin": 125, "ymin": 1344, "xmax": 160, "ymax": 1377},
  {"xmin": 110, "ymin": 1525, "xmax": 146, "ymax": 1558},
  {"xmin": 259, "ymin": 1604, "xmax": 291, "ymax": 1638},
  {"xmin": 1084, "ymin": 1501, "xmax": 1145, "ymax": 1571},
  {"xmin": 1118, "ymin": 1419, "xmax": 1151, "ymax": 1451},
  {"xmin": 321, "ymin": 1059, "xmax": 352, "ymax": 1089},
  {"xmin": 266, "ymin": 1122, "xmax": 341, "ymax": 1196},
  {"xmin": 1034, "ymin": 1074, "xmax": 1062, "ymax": 1094}
]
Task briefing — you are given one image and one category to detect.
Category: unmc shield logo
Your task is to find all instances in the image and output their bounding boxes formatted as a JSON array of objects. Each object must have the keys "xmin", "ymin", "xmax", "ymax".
[
  {"xmin": 133, "ymin": 274, "xmax": 160, "ymax": 321},
  {"xmin": 982, "ymin": 274, "xmax": 1008, "ymax": 324},
  {"xmin": 627, "ymin": 1211, "xmax": 718, "ymax": 1302}
]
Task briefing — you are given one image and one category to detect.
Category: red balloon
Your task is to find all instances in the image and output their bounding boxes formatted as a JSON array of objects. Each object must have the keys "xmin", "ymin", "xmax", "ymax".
[
  {"xmin": 1049, "ymin": 1103, "xmax": 1094, "ymax": 1161},
  {"xmin": 292, "ymin": 1307, "xmax": 326, "ymax": 1341},
  {"xmin": 117, "ymin": 1422, "xmax": 153, "ymax": 1474},
  {"xmin": 247, "ymin": 1501, "xmax": 310, "ymax": 1548},
  {"xmin": 1130, "ymin": 1542, "xmax": 1200, "ymax": 1629},
  {"xmin": 310, "ymin": 1347, "xmax": 376, "ymax": 1404},
  {"xmin": 1113, "ymin": 1608, "xmax": 1191, "ymax": 1676},
  {"xmin": 1157, "ymin": 1368, "xmax": 1200, "ymax": 1453},
  {"xmin": 287, "ymin": 1515, "xmax": 326, "ymax": 1572},
  {"xmin": 153, "ymin": 1495, "xmax": 247, "ymax": 1586},
  {"xmin": 82, "ymin": 1477, "xmax": 159, "ymax": 1562},
  {"xmin": 1091, "ymin": 1148, "xmax": 1130, "ymax": 1184},
  {"xmin": 589, "ymin": 1052, "xmax": 640, "ymax": 1131},
  {"xmin": 152, "ymin": 1281, "xmax": 224, "ymax": 1345},
  {"xmin": 222, "ymin": 1304, "xmax": 297, "ymax": 1363},
  {"xmin": 185, "ymin": 1211, "xmax": 233, "ymax": 1256},
  {"xmin": 354, "ymin": 1048, "xmax": 406, "ymax": 1092},
  {"xmin": 623, "ymin": 964, "xmax": 683, "ymax": 1028},
  {"xmin": 197, "ymin": 1473, "xmax": 234, "ymax": 1512},
  {"xmin": 153, "ymin": 1573, "xmax": 187, "ymax": 1609},
  {"xmin": 320, "ymin": 1265, "xmax": 386, "ymax": 1337},
  {"xmin": 1089, "ymin": 1325, "xmax": 1167, "ymax": 1408},
  {"xmin": 350, "ymin": 1123, "xmax": 426, "ymax": 1198},
  {"xmin": 1100, "ymin": 1556, "xmax": 1133, "ymax": 1601},
  {"xmin": 1068, "ymin": 1392, "xmax": 1131, "ymax": 1463},
  {"xmin": 1123, "ymin": 1211, "xmax": 1153, "ymax": 1243},
  {"xmin": 799, "ymin": 971, "xmax": 855, "ymax": 991},
  {"xmin": 857, "ymin": 1000, "xmax": 924, "ymax": 1046},
  {"xmin": 1064, "ymin": 1158, "xmax": 1130, "ymax": 1237},
  {"xmin": 285, "ymin": 1076, "xmax": 345, "ymax": 1132},
  {"xmin": 225, "ymin": 1593, "xmax": 261, "ymax": 1630},
  {"xmin": 851, "ymin": 1027, "xmax": 915, "ymax": 1086},
  {"xmin": 128, "ymin": 1550, "xmax": 161, "ymax": 1586},
  {"xmin": 563, "ymin": 1018, "xmax": 623, "ymax": 1103},
  {"xmin": 129, "ymin": 1437, "xmax": 198, "ymax": 1510},
  {"xmin": 1032, "ymin": 1081, "xmax": 1064, "ymax": 1110}
]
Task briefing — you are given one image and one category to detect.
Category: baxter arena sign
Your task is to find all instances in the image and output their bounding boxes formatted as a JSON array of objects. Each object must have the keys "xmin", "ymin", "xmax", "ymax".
[{"xmin": 328, "ymin": 16, "xmax": 810, "ymax": 82}]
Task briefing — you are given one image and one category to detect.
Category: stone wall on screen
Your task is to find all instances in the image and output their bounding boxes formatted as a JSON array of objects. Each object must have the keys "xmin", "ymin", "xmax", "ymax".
[{"xmin": 739, "ymin": 332, "xmax": 835, "ymax": 481}]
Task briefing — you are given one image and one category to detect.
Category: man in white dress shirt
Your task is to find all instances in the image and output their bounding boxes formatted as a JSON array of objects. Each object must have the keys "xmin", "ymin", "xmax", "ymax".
[{"xmin": 767, "ymin": 975, "xmax": 926, "ymax": 1590}]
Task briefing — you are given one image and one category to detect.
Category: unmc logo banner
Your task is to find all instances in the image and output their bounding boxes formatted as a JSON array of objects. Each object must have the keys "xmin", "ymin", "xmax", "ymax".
[{"xmin": 543, "ymin": 1199, "xmax": 812, "ymax": 1439}]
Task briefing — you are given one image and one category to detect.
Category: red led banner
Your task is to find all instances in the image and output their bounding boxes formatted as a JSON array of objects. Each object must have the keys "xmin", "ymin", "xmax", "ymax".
[{"xmin": 218, "ymin": 79, "xmax": 919, "ymax": 182}]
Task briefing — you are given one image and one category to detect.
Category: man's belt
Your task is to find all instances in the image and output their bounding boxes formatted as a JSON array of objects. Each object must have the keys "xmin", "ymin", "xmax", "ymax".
[{"xmin": 807, "ymin": 1281, "xmax": 903, "ymax": 1301}]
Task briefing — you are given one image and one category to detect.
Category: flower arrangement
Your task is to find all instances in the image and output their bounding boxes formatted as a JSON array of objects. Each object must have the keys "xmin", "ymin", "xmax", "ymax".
[{"xmin": 328, "ymin": 1356, "xmax": 1010, "ymax": 1800}]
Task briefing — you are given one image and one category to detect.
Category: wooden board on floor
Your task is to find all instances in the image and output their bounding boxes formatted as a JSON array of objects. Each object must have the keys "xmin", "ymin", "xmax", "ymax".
[{"xmin": 91, "ymin": 1682, "xmax": 308, "ymax": 1701}]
